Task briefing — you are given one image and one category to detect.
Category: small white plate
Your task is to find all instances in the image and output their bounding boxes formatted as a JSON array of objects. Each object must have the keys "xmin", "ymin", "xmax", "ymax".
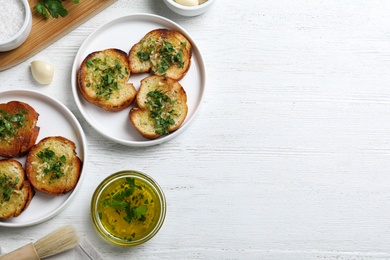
[
  {"xmin": 0, "ymin": 90, "xmax": 88, "ymax": 227},
  {"xmin": 71, "ymin": 13, "xmax": 206, "ymax": 147}
]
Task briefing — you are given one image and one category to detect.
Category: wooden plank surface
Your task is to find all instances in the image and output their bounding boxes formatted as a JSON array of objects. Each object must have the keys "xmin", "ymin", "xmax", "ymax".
[{"xmin": 0, "ymin": 0, "xmax": 116, "ymax": 71}]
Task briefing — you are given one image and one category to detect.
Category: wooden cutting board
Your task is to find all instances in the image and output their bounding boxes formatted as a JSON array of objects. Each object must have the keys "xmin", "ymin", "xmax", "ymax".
[{"xmin": 0, "ymin": 0, "xmax": 116, "ymax": 71}]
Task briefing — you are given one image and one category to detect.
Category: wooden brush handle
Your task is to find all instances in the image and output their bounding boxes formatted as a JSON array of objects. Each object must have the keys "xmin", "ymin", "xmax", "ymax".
[{"xmin": 0, "ymin": 243, "xmax": 40, "ymax": 260}]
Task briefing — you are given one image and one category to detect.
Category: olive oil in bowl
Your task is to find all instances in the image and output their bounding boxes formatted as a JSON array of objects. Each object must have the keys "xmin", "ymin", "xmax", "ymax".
[{"xmin": 91, "ymin": 170, "xmax": 166, "ymax": 246}]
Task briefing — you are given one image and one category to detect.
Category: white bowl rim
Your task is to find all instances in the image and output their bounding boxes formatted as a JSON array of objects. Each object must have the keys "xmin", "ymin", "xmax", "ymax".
[
  {"xmin": 0, "ymin": 0, "xmax": 31, "ymax": 45},
  {"xmin": 166, "ymin": 0, "xmax": 215, "ymax": 10}
]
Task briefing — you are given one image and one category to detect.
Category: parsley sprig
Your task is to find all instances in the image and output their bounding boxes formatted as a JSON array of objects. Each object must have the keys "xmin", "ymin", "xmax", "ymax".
[
  {"xmin": 0, "ymin": 171, "xmax": 19, "ymax": 202},
  {"xmin": 100, "ymin": 178, "xmax": 148, "ymax": 224},
  {"xmin": 34, "ymin": 0, "xmax": 80, "ymax": 19}
]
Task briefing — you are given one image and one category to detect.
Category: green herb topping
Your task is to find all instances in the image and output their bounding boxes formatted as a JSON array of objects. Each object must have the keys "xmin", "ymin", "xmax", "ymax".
[
  {"xmin": 34, "ymin": 0, "xmax": 80, "ymax": 19},
  {"xmin": 37, "ymin": 148, "xmax": 67, "ymax": 180},
  {"xmin": 0, "ymin": 109, "xmax": 28, "ymax": 139},
  {"xmin": 146, "ymin": 90, "xmax": 177, "ymax": 135},
  {"xmin": 86, "ymin": 58, "xmax": 128, "ymax": 100},
  {"xmin": 137, "ymin": 39, "xmax": 186, "ymax": 76},
  {"xmin": 137, "ymin": 51, "xmax": 150, "ymax": 62},
  {"xmin": 0, "ymin": 171, "xmax": 19, "ymax": 202},
  {"xmin": 100, "ymin": 177, "xmax": 148, "ymax": 224}
]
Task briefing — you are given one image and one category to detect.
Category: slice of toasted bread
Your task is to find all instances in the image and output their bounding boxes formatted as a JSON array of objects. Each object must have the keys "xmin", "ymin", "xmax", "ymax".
[
  {"xmin": 77, "ymin": 48, "xmax": 136, "ymax": 112},
  {"xmin": 26, "ymin": 136, "xmax": 82, "ymax": 195},
  {"xmin": 0, "ymin": 159, "xmax": 34, "ymax": 219},
  {"xmin": 129, "ymin": 75, "xmax": 188, "ymax": 139},
  {"xmin": 129, "ymin": 29, "xmax": 192, "ymax": 80},
  {"xmin": 0, "ymin": 101, "xmax": 40, "ymax": 158}
]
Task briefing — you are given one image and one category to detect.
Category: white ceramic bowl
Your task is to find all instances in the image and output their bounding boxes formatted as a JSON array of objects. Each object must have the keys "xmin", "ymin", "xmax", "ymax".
[
  {"xmin": 0, "ymin": 0, "xmax": 32, "ymax": 52},
  {"xmin": 163, "ymin": 0, "xmax": 216, "ymax": 17}
]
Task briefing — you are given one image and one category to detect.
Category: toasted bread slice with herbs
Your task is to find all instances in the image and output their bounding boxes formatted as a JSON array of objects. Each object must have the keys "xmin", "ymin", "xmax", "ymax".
[
  {"xmin": 26, "ymin": 136, "xmax": 82, "ymax": 195},
  {"xmin": 0, "ymin": 101, "xmax": 40, "ymax": 158},
  {"xmin": 129, "ymin": 75, "xmax": 188, "ymax": 139},
  {"xmin": 129, "ymin": 29, "xmax": 192, "ymax": 80},
  {"xmin": 77, "ymin": 48, "xmax": 136, "ymax": 112},
  {"xmin": 0, "ymin": 159, "xmax": 34, "ymax": 219}
]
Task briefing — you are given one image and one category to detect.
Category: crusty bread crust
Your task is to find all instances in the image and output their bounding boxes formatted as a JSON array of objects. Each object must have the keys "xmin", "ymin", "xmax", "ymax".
[
  {"xmin": 0, "ymin": 101, "xmax": 40, "ymax": 158},
  {"xmin": 129, "ymin": 75, "xmax": 188, "ymax": 139},
  {"xmin": 0, "ymin": 159, "xmax": 34, "ymax": 219},
  {"xmin": 26, "ymin": 136, "xmax": 82, "ymax": 195},
  {"xmin": 77, "ymin": 48, "xmax": 136, "ymax": 112},
  {"xmin": 129, "ymin": 29, "xmax": 192, "ymax": 80}
]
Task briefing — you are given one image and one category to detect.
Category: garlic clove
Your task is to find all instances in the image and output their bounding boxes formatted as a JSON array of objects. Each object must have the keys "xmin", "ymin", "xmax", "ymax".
[
  {"xmin": 174, "ymin": 0, "xmax": 199, "ymax": 6},
  {"xmin": 30, "ymin": 60, "xmax": 54, "ymax": 84}
]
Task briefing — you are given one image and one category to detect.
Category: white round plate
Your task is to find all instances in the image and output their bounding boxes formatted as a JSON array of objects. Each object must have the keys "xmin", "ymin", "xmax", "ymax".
[
  {"xmin": 0, "ymin": 90, "xmax": 88, "ymax": 227},
  {"xmin": 71, "ymin": 13, "xmax": 206, "ymax": 147}
]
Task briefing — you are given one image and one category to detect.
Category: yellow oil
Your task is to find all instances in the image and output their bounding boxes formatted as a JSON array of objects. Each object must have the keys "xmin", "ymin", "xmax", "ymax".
[{"xmin": 97, "ymin": 177, "xmax": 160, "ymax": 241}]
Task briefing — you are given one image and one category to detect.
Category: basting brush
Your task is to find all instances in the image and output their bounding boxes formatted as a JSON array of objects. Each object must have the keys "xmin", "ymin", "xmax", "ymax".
[{"xmin": 0, "ymin": 225, "xmax": 79, "ymax": 260}]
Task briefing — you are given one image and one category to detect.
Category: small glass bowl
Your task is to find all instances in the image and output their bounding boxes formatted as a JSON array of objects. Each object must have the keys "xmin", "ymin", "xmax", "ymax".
[
  {"xmin": 91, "ymin": 170, "xmax": 166, "ymax": 246},
  {"xmin": 0, "ymin": 0, "xmax": 32, "ymax": 52}
]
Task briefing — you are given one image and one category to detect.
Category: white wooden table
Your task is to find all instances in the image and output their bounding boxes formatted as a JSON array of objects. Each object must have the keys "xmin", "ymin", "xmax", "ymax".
[{"xmin": 2, "ymin": 0, "xmax": 390, "ymax": 259}]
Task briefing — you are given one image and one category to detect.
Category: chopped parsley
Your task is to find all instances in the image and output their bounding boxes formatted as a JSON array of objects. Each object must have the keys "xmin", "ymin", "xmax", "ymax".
[
  {"xmin": 37, "ymin": 148, "xmax": 67, "ymax": 180},
  {"xmin": 137, "ymin": 39, "xmax": 186, "ymax": 76},
  {"xmin": 146, "ymin": 90, "xmax": 177, "ymax": 135},
  {"xmin": 0, "ymin": 109, "xmax": 28, "ymax": 138},
  {"xmin": 86, "ymin": 58, "xmax": 128, "ymax": 100},
  {"xmin": 157, "ymin": 41, "xmax": 184, "ymax": 74},
  {"xmin": 137, "ymin": 51, "xmax": 149, "ymax": 62},
  {"xmin": 0, "ymin": 171, "xmax": 19, "ymax": 202},
  {"xmin": 100, "ymin": 177, "xmax": 148, "ymax": 224}
]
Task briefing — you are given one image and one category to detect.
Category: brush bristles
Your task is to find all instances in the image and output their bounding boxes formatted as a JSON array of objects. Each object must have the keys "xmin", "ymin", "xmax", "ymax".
[{"xmin": 34, "ymin": 225, "xmax": 79, "ymax": 258}]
